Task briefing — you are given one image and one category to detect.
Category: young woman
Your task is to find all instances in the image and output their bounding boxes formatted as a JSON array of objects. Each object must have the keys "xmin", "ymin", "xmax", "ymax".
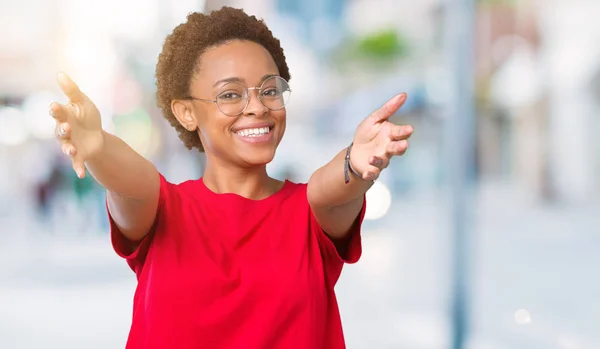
[{"xmin": 49, "ymin": 6, "xmax": 413, "ymax": 349}]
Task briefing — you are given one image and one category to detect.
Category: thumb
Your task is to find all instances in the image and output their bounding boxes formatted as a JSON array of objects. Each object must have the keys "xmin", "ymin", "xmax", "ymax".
[
  {"xmin": 368, "ymin": 93, "xmax": 407, "ymax": 124},
  {"xmin": 57, "ymin": 72, "xmax": 85, "ymax": 103}
]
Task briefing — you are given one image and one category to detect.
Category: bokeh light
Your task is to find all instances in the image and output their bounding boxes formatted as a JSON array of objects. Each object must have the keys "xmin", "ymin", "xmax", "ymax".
[
  {"xmin": 113, "ymin": 108, "xmax": 161, "ymax": 158},
  {"xmin": 0, "ymin": 107, "xmax": 28, "ymax": 146},
  {"xmin": 22, "ymin": 91, "xmax": 61, "ymax": 140},
  {"xmin": 514, "ymin": 309, "xmax": 532, "ymax": 325},
  {"xmin": 364, "ymin": 181, "xmax": 392, "ymax": 220}
]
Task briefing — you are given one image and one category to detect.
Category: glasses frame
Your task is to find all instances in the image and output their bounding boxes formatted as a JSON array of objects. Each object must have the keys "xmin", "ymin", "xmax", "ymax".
[{"xmin": 184, "ymin": 76, "xmax": 291, "ymax": 116}]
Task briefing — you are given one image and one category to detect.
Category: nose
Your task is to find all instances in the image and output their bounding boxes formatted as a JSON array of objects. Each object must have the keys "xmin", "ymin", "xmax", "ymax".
[{"xmin": 243, "ymin": 88, "xmax": 268, "ymax": 117}]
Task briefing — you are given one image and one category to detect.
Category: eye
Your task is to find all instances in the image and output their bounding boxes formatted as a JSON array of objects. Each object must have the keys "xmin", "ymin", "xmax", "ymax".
[
  {"xmin": 262, "ymin": 88, "xmax": 282, "ymax": 97},
  {"xmin": 218, "ymin": 91, "xmax": 243, "ymax": 101}
]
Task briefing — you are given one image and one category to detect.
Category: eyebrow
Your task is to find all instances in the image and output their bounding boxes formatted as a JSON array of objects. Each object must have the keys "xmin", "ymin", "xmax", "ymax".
[{"xmin": 212, "ymin": 74, "xmax": 279, "ymax": 88}]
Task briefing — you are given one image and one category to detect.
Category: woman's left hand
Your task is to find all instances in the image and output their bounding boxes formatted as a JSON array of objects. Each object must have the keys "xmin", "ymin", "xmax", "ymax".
[{"xmin": 350, "ymin": 93, "xmax": 414, "ymax": 181}]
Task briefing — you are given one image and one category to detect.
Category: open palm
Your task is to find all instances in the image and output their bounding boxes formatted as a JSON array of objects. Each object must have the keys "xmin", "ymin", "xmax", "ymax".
[{"xmin": 49, "ymin": 73, "xmax": 104, "ymax": 178}]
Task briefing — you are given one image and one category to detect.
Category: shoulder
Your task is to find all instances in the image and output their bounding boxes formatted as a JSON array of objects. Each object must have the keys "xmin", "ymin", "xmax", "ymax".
[
  {"xmin": 275, "ymin": 180, "xmax": 309, "ymax": 206},
  {"xmin": 155, "ymin": 174, "xmax": 203, "ymax": 205},
  {"xmin": 176, "ymin": 178, "xmax": 203, "ymax": 192},
  {"xmin": 157, "ymin": 174, "xmax": 202, "ymax": 191},
  {"xmin": 282, "ymin": 180, "xmax": 307, "ymax": 190}
]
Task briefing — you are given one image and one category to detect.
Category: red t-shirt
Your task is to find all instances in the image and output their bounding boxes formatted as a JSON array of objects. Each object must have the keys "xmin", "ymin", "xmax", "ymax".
[{"xmin": 110, "ymin": 174, "xmax": 365, "ymax": 349}]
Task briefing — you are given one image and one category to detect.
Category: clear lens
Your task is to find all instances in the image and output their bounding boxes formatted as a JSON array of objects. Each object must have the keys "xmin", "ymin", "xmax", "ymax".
[
  {"xmin": 259, "ymin": 76, "xmax": 290, "ymax": 111},
  {"xmin": 216, "ymin": 83, "xmax": 247, "ymax": 116}
]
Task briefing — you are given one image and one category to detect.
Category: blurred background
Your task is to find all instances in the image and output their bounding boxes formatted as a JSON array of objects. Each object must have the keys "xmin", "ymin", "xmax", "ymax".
[{"xmin": 1, "ymin": 0, "xmax": 599, "ymax": 348}]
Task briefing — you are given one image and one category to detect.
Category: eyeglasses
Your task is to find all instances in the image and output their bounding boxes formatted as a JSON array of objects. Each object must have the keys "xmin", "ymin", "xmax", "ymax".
[{"xmin": 185, "ymin": 76, "xmax": 291, "ymax": 116}]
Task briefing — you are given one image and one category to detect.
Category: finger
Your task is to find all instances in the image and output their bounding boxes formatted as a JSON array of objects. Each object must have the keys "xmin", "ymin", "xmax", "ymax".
[
  {"xmin": 362, "ymin": 166, "xmax": 381, "ymax": 181},
  {"xmin": 57, "ymin": 72, "xmax": 84, "ymax": 103},
  {"xmin": 369, "ymin": 93, "xmax": 407, "ymax": 124},
  {"xmin": 389, "ymin": 124, "xmax": 414, "ymax": 141},
  {"xmin": 61, "ymin": 143, "xmax": 77, "ymax": 157},
  {"xmin": 49, "ymin": 102, "xmax": 70, "ymax": 122},
  {"xmin": 55, "ymin": 122, "xmax": 71, "ymax": 140},
  {"xmin": 368, "ymin": 155, "xmax": 390, "ymax": 170},
  {"xmin": 72, "ymin": 158, "xmax": 86, "ymax": 179},
  {"xmin": 385, "ymin": 140, "xmax": 409, "ymax": 156}
]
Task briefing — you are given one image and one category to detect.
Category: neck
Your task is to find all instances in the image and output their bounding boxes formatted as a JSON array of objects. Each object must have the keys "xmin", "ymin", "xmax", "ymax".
[{"xmin": 201, "ymin": 155, "xmax": 282, "ymax": 200}]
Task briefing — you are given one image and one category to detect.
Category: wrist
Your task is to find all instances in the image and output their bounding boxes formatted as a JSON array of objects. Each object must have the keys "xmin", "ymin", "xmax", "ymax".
[
  {"xmin": 344, "ymin": 142, "xmax": 365, "ymax": 183},
  {"xmin": 347, "ymin": 152, "xmax": 361, "ymax": 178},
  {"xmin": 86, "ymin": 130, "xmax": 108, "ymax": 163}
]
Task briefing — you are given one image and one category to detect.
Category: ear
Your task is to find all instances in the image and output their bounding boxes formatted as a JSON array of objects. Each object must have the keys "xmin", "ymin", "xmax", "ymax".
[{"xmin": 171, "ymin": 99, "xmax": 198, "ymax": 132}]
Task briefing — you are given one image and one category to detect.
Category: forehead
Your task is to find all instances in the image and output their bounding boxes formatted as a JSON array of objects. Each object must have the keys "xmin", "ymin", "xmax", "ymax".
[{"xmin": 196, "ymin": 40, "xmax": 278, "ymax": 85}]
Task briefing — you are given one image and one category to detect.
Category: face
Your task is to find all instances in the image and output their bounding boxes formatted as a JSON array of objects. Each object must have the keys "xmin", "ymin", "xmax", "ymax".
[{"xmin": 175, "ymin": 40, "xmax": 287, "ymax": 167}]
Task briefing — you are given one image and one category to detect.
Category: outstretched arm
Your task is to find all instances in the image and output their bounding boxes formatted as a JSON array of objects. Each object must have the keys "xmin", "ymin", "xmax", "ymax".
[
  {"xmin": 50, "ymin": 73, "xmax": 159, "ymax": 242},
  {"xmin": 307, "ymin": 93, "xmax": 413, "ymax": 240}
]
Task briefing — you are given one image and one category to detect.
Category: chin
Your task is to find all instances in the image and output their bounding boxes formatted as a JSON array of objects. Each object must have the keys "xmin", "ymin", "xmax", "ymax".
[{"xmin": 240, "ymin": 148, "xmax": 277, "ymax": 167}]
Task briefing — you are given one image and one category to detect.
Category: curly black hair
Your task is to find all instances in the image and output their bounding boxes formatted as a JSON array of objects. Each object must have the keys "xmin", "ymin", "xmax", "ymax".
[{"xmin": 155, "ymin": 6, "xmax": 291, "ymax": 151}]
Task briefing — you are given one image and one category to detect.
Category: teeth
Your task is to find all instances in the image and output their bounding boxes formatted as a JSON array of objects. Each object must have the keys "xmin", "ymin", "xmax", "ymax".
[{"xmin": 236, "ymin": 127, "xmax": 270, "ymax": 137}]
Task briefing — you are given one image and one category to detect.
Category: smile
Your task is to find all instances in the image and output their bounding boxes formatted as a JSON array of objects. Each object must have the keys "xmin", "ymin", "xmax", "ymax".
[
  {"xmin": 235, "ymin": 126, "xmax": 270, "ymax": 137},
  {"xmin": 233, "ymin": 125, "xmax": 274, "ymax": 144}
]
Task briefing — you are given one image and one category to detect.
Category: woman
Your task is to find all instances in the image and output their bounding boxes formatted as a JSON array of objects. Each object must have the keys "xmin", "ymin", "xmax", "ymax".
[{"xmin": 49, "ymin": 7, "xmax": 413, "ymax": 349}]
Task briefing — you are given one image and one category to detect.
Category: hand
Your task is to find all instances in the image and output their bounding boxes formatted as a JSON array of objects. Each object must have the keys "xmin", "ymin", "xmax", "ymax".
[
  {"xmin": 49, "ymin": 73, "xmax": 104, "ymax": 179},
  {"xmin": 350, "ymin": 93, "xmax": 414, "ymax": 181}
]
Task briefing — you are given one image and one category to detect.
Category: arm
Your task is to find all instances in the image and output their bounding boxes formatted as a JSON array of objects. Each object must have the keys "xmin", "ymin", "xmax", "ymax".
[
  {"xmin": 51, "ymin": 73, "xmax": 159, "ymax": 242},
  {"xmin": 307, "ymin": 93, "xmax": 413, "ymax": 240},
  {"xmin": 307, "ymin": 148, "xmax": 372, "ymax": 240},
  {"xmin": 88, "ymin": 132, "xmax": 160, "ymax": 242}
]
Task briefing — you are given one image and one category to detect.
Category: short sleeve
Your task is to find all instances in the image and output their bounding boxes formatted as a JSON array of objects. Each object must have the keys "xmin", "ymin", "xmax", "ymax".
[
  {"xmin": 310, "ymin": 197, "xmax": 366, "ymax": 285},
  {"xmin": 108, "ymin": 173, "xmax": 173, "ymax": 277}
]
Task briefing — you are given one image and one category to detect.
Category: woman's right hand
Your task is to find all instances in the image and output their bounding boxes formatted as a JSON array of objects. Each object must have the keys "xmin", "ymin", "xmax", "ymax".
[{"xmin": 50, "ymin": 72, "xmax": 105, "ymax": 179}]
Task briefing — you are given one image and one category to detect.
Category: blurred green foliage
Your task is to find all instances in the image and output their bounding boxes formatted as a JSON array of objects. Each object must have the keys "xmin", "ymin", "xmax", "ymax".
[
  {"xmin": 329, "ymin": 28, "xmax": 409, "ymax": 72},
  {"xmin": 355, "ymin": 29, "xmax": 407, "ymax": 59}
]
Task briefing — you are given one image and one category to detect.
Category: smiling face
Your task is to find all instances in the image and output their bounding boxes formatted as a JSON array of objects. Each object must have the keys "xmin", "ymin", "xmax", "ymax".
[{"xmin": 176, "ymin": 40, "xmax": 287, "ymax": 168}]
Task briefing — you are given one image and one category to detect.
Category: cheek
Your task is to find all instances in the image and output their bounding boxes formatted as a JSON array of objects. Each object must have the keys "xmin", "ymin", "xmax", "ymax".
[
  {"xmin": 274, "ymin": 110, "xmax": 286, "ymax": 127},
  {"xmin": 272, "ymin": 112, "xmax": 286, "ymax": 140},
  {"xmin": 196, "ymin": 111, "xmax": 235, "ymax": 150}
]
